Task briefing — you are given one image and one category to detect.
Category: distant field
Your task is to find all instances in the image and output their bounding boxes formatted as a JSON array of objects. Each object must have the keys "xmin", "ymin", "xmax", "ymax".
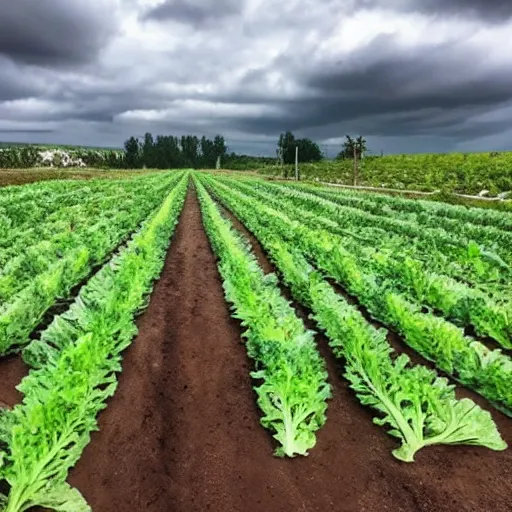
[
  {"xmin": 0, "ymin": 168, "xmax": 161, "ymax": 188},
  {"xmin": 255, "ymin": 152, "xmax": 512, "ymax": 196},
  {"xmin": 2, "ymin": 143, "xmax": 512, "ymax": 197}
]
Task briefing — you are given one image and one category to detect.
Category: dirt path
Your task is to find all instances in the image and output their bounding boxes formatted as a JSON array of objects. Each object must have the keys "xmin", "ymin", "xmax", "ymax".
[{"xmin": 68, "ymin": 187, "xmax": 512, "ymax": 512}]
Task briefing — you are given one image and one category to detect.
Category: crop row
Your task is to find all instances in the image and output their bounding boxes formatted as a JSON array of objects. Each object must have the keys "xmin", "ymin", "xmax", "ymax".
[
  {"xmin": 3, "ymin": 173, "xmax": 180, "ymax": 263},
  {"xmin": 286, "ymin": 182, "xmax": 512, "ymax": 251},
  {"xmin": 231, "ymin": 178, "xmax": 512, "ymax": 280},
  {"xmin": 0, "ymin": 173, "xmax": 171, "ymax": 259},
  {"xmin": 288, "ymin": 182, "xmax": 512, "ymax": 231},
  {"xmin": 205, "ymin": 176, "xmax": 512, "ymax": 416},
  {"xmin": 0, "ymin": 173, "xmax": 188, "ymax": 512},
  {"xmin": 0, "ymin": 178, "xmax": 170, "ymax": 279},
  {"xmin": 197, "ymin": 172, "xmax": 507, "ymax": 461},
  {"xmin": 195, "ymin": 177, "xmax": 331, "ymax": 457},
  {"xmin": 0, "ymin": 172, "xmax": 185, "ymax": 356},
  {"xmin": 215, "ymin": 177, "xmax": 512, "ymax": 349}
]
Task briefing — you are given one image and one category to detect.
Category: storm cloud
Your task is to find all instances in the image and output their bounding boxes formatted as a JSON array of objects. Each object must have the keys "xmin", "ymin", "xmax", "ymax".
[
  {"xmin": 1, "ymin": 0, "xmax": 512, "ymax": 154},
  {"xmin": 143, "ymin": 0, "xmax": 241, "ymax": 26},
  {"xmin": 381, "ymin": 0, "xmax": 512, "ymax": 21},
  {"xmin": 0, "ymin": 0, "xmax": 117, "ymax": 66}
]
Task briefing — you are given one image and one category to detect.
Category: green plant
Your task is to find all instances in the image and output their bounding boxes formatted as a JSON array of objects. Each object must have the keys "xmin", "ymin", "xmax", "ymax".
[{"xmin": 194, "ymin": 177, "xmax": 331, "ymax": 457}]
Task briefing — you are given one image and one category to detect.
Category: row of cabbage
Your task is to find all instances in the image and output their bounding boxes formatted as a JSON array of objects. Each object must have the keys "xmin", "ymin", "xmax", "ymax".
[
  {"xmin": 0, "ymin": 173, "xmax": 188, "ymax": 512},
  {"xmin": 0, "ymin": 172, "xmax": 183, "ymax": 356},
  {"xmin": 287, "ymin": 182, "xmax": 512, "ymax": 231},
  {"xmin": 196, "ymin": 173, "xmax": 508, "ymax": 462},
  {"xmin": 208, "ymin": 177, "xmax": 512, "ymax": 415},
  {"xmin": 285, "ymin": 182, "xmax": 512, "ymax": 268},
  {"xmin": 260, "ymin": 181, "xmax": 512, "ymax": 275},
  {"xmin": 201, "ymin": 173, "xmax": 512, "ymax": 410},
  {"xmin": 218, "ymin": 177, "xmax": 512, "ymax": 348},
  {"xmin": 195, "ymin": 177, "xmax": 331, "ymax": 457},
  {"xmin": 0, "ymin": 172, "xmax": 170, "ymax": 257}
]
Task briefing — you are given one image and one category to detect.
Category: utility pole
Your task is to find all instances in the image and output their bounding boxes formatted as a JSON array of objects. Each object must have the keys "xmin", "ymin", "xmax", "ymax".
[
  {"xmin": 353, "ymin": 144, "xmax": 359, "ymax": 186},
  {"xmin": 295, "ymin": 146, "xmax": 299, "ymax": 181},
  {"xmin": 276, "ymin": 146, "xmax": 285, "ymax": 177}
]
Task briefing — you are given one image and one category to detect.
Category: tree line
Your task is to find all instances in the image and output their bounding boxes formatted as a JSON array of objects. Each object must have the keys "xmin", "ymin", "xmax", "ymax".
[
  {"xmin": 275, "ymin": 132, "xmax": 368, "ymax": 163},
  {"xmin": 124, "ymin": 133, "xmax": 228, "ymax": 169},
  {"xmin": 0, "ymin": 132, "xmax": 368, "ymax": 170},
  {"xmin": 122, "ymin": 131, "xmax": 368, "ymax": 169}
]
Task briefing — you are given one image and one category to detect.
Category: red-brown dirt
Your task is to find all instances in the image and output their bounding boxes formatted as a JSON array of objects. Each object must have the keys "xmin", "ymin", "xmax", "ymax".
[
  {"xmin": 0, "ymin": 355, "xmax": 27, "ymax": 409},
  {"xmin": 0, "ymin": 169, "xmax": 159, "ymax": 188},
  {"xmin": 66, "ymin": 187, "xmax": 511, "ymax": 512}
]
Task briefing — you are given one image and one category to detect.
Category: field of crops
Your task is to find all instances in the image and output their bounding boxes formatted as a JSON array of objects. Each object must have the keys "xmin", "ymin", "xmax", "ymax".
[
  {"xmin": 0, "ymin": 168, "xmax": 162, "ymax": 189},
  {"xmin": 0, "ymin": 170, "xmax": 510, "ymax": 511},
  {"xmin": 257, "ymin": 152, "xmax": 512, "ymax": 196}
]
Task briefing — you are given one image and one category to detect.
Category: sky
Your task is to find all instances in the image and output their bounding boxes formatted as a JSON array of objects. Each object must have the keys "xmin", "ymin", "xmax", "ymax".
[{"xmin": 1, "ymin": 0, "xmax": 512, "ymax": 156}]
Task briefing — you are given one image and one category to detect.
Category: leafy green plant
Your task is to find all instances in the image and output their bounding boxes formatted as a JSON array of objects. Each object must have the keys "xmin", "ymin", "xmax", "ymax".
[
  {"xmin": 201, "ymin": 172, "xmax": 507, "ymax": 461},
  {"xmin": 255, "ymin": 152, "xmax": 512, "ymax": 195},
  {"xmin": 220, "ymin": 177, "xmax": 512, "ymax": 348},
  {"xmin": 194, "ymin": 177, "xmax": 331, "ymax": 457},
  {"xmin": 0, "ymin": 174, "xmax": 188, "ymax": 511},
  {"xmin": 0, "ymin": 172, "xmax": 184, "ymax": 355},
  {"xmin": 207, "ymin": 176, "xmax": 512, "ymax": 416}
]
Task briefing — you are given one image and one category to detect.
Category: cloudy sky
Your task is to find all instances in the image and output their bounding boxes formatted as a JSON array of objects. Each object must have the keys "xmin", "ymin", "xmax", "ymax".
[{"xmin": 1, "ymin": 0, "xmax": 512, "ymax": 155}]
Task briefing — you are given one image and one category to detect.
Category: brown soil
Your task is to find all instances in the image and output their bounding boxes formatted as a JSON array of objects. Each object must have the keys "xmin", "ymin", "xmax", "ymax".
[
  {"xmin": 0, "ymin": 169, "xmax": 159, "ymax": 188},
  {"xmin": 0, "ymin": 355, "xmax": 27, "ymax": 408},
  {"xmin": 65, "ymin": 186, "xmax": 512, "ymax": 512}
]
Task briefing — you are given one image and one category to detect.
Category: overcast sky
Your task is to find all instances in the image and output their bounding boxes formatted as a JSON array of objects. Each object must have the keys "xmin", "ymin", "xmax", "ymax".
[{"xmin": 1, "ymin": 0, "xmax": 512, "ymax": 155}]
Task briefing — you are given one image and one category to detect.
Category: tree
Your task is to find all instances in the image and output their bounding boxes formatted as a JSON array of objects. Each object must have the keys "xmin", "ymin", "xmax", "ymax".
[
  {"xmin": 277, "ymin": 131, "xmax": 297, "ymax": 165},
  {"xmin": 213, "ymin": 135, "xmax": 227, "ymax": 167},
  {"xmin": 277, "ymin": 132, "xmax": 322, "ymax": 164},
  {"xmin": 337, "ymin": 135, "xmax": 367, "ymax": 160},
  {"xmin": 180, "ymin": 135, "xmax": 200, "ymax": 167},
  {"xmin": 296, "ymin": 138, "xmax": 322, "ymax": 163},
  {"xmin": 124, "ymin": 136, "xmax": 141, "ymax": 168},
  {"xmin": 142, "ymin": 132, "xmax": 155, "ymax": 168},
  {"xmin": 123, "ymin": 132, "xmax": 246, "ymax": 170},
  {"xmin": 154, "ymin": 135, "xmax": 184, "ymax": 168}
]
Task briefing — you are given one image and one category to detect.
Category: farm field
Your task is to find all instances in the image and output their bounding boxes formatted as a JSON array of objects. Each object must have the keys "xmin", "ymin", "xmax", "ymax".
[
  {"xmin": 0, "ymin": 170, "xmax": 511, "ymax": 511},
  {"xmin": 256, "ymin": 152, "xmax": 512, "ymax": 196},
  {"xmin": 0, "ymin": 168, "xmax": 163, "ymax": 188}
]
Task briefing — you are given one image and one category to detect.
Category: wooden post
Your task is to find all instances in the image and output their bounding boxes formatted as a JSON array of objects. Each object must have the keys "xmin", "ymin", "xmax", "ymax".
[
  {"xmin": 277, "ymin": 147, "xmax": 285, "ymax": 177},
  {"xmin": 295, "ymin": 146, "xmax": 299, "ymax": 181},
  {"xmin": 353, "ymin": 145, "xmax": 359, "ymax": 186}
]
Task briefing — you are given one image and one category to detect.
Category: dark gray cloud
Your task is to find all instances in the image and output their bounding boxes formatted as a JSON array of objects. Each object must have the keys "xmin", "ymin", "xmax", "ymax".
[
  {"xmin": 143, "ymin": 0, "xmax": 241, "ymax": 26},
  {"xmin": 0, "ymin": 57, "xmax": 50, "ymax": 102},
  {"xmin": 0, "ymin": 129, "xmax": 55, "ymax": 134},
  {"xmin": 292, "ymin": 35, "xmax": 512, "ymax": 133},
  {"xmin": 204, "ymin": 25, "xmax": 512, "ymax": 148},
  {"xmin": 383, "ymin": 0, "xmax": 512, "ymax": 21},
  {"xmin": 0, "ymin": 0, "xmax": 116, "ymax": 66}
]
